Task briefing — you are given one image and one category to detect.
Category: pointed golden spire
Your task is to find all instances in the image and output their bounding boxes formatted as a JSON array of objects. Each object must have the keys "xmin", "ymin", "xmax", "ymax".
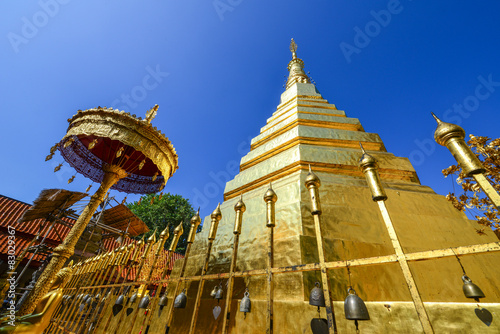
[
  {"xmin": 431, "ymin": 111, "xmax": 466, "ymax": 146},
  {"xmin": 264, "ymin": 183, "xmax": 277, "ymax": 203},
  {"xmin": 305, "ymin": 164, "xmax": 321, "ymax": 188},
  {"xmin": 290, "ymin": 38, "xmax": 298, "ymax": 59},
  {"xmin": 169, "ymin": 221, "xmax": 184, "ymax": 251},
  {"xmin": 358, "ymin": 142, "xmax": 377, "ymax": 168},
  {"xmin": 286, "ymin": 38, "xmax": 310, "ymax": 89},
  {"xmin": 160, "ymin": 225, "xmax": 170, "ymax": 240},
  {"xmin": 174, "ymin": 221, "xmax": 184, "ymax": 236},
  {"xmin": 147, "ymin": 228, "xmax": 157, "ymax": 243}
]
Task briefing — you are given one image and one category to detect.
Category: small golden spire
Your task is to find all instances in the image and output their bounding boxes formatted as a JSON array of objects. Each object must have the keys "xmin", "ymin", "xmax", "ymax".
[
  {"xmin": 264, "ymin": 183, "xmax": 278, "ymax": 203},
  {"xmin": 290, "ymin": 38, "xmax": 298, "ymax": 59},
  {"xmin": 431, "ymin": 112, "xmax": 466, "ymax": 146},
  {"xmin": 305, "ymin": 165, "xmax": 321, "ymax": 188},
  {"xmin": 286, "ymin": 38, "xmax": 310, "ymax": 89},
  {"xmin": 211, "ymin": 203, "xmax": 222, "ymax": 221},
  {"xmin": 160, "ymin": 225, "xmax": 170, "ymax": 239},
  {"xmin": 148, "ymin": 228, "xmax": 157, "ymax": 243},
  {"xmin": 174, "ymin": 221, "xmax": 184, "ymax": 235},
  {"xmin": 145, "ymin": 105, "xmax": 159, "ymax": 124},
  {"xmin": 358, "ymin": 142, "xmax": 377, "ymax": 168},
  {"xmin": 234, "ymin": 194, "xmax": 246, "ymax": 213}
]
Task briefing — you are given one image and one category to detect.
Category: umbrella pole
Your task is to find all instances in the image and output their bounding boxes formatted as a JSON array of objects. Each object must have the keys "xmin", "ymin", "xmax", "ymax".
[{"xmin": 18, "ymin": 164, "xmax": 127, "ymax": 316}]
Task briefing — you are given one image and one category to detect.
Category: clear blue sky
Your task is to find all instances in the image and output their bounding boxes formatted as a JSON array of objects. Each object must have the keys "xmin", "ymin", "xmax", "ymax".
[{"xmin": 1, "ymin": 1, "xmax": 499, "ymax": 221}]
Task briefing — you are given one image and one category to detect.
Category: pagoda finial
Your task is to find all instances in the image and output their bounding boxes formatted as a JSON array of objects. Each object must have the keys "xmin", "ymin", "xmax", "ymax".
[
  {"xmin": 286, "ymin": 38, "xmax": 310, "ymax": 90},
  {"xmin": 290, "ymin": 38, "xmax": 298, "ymax": 59}
]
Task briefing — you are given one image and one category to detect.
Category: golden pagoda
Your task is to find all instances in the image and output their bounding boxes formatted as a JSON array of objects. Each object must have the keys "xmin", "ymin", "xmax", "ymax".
[
  {"xmin": 160, "ymin": 39, "xmax": 500, "ymax": 333},
  {"xmin": 22, "ymin": 39, "xmax": 500, "ymax": 334}
]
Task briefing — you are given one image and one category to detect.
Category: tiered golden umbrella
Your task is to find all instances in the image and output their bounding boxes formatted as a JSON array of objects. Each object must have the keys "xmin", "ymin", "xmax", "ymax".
[{"xmin": 19, "ymin": 105, "xmax": 178, "ymax": 315}]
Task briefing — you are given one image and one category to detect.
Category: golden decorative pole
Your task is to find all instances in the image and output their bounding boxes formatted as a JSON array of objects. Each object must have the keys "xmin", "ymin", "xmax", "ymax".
[
  {"xmin": 142, "ymin": 222, "xmax": 184, "ymax": 334},
  {"xmin": 189, "ymin": 204, "xmax": 222, "ymax": 334},
  {"xmin": 304, "ymin": 167, "xmax": 337, "ymax": 334},
  {"xmin": 222, "ymin": 195, "xmax": 246, "ymax": 334},
  {"xmin": 264, "ymin": 184, "xmax": 277, "ymax": 334},
  {"xmin": 125, "ymin": 226, "xmax": 170, "ymax": 334},
  {"xmin": 19, "ymin": 165, "xmax": 128, "ymax": 316},
  {"xmin": 358, "ymin": 144, "xmax": 434, "ymax": 334},
  {"xmin": 165, "ymin": 209, "xmax": 202, "ymax": 333},
  {"xmin": 95, "ymin": 238, "xmax": 144, "ymax": 334},
  {"xmin": 161, "ymin": 222, "xmax": 185, "ymax": 279},
  {"xmin": 432, "ymin": 113, "xmax": 500, "ymax": 210}
]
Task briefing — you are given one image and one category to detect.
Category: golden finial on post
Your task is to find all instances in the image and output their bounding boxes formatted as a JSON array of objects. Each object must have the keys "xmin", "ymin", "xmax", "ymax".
[
  {"xmin": 431, "ymin": 112, "xmax": 485, "ymax": 176},
  {"xmin": 208, "ymin": 203, "xmax": 222, "ymax": 241},
  {"xmin": 264, "ymin": 183, "xmax": 278, "ymax": 227},
  {"xmin": 431, "ymin": 112, "xmax": 500, "ymax": 209},
  {"xmin": 187, "ymin": 208, "xmax": 202, "ymax": 244},
  {"xmin": 234, "ymin": 194, "xmax": 246, "ymax": 235},
  {"xmin": 169, "ymin": 221, "xmax": 184, "ymax": 251},
  {"xmin": 358, "ymin": 143, "xmax": 387, "ymax": 202},
  {"xmin": 305, "ymin": 165, "xmax": 322, "ymax": 215}
]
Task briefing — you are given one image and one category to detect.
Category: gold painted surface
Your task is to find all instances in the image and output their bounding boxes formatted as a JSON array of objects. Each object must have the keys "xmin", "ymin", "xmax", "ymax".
[
  {"xmin": 252, "ymin": 116, "xmax": 363, "ymax": 150},
  {"xmin": 240, "ymin": 128, "xmax": 387, "ymax": 170}
]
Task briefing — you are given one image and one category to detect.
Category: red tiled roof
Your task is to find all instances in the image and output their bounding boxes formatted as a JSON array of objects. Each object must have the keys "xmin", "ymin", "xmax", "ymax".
[
  {"xmin": 0, "ymin": 195, "xmax": 75, "ymax": 265},
  {"xmin": 0, "ymin": 195, "xmax": 136, "ymax": 266}
]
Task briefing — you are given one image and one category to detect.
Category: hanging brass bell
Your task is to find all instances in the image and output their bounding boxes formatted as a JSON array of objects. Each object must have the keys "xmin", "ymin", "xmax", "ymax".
[
  {"xmin": 129, "ymin": 292, "xmax": 138, "ymax": 304},
  {"xmin": 462, "ymin": 275, "xmax": 485, "ymax": 300},
  {"xmin": 240, "ymin": 290, "xmax": 251, "ymax": 314},
  {"xmin": 210, "ymin": 285, "xmax": 218, "ymax": 298},
  {"xmin": 115, "ymin": 294, "xmax": 125, "ymax": 306},
  {"xmin": 215, "ymin": 285, "xmax": 224, "ymax": 300},
  {"xmin": 139, "ymin": 294, "xmax": 150, "ymax": 309},
  {"xmin": 85, "ymin": 295, "xmax": 93, "ymax": 305},
  {"xmin": 344, "ymin": 288, "xmax": 370, "ymax": 321},
  {"xmin": 82, "ymin": 294, "xmax": 91, "ymax": 304},
  {"xmin": 309, "ymin": 282, "xmax": 326, "ymax": 307},
  {"xmin": 158, "ymin": 294, "xmax": 168, "ymax": 307},
  {"xmin": 174, "ymin": 289, "xmax": 187, "ymax": 309}
]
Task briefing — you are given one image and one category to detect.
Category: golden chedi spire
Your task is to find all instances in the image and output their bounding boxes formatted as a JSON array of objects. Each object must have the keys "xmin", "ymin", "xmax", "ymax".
[{"xmin": 286, "ymin": 38, "xmax": 311, "ymax": 90}]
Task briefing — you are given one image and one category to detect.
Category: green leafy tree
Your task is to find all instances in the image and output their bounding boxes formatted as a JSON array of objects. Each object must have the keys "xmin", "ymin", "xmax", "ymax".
[{"xmin": 127, "ymin": 193, "xmax": 196, "ymax": 254}]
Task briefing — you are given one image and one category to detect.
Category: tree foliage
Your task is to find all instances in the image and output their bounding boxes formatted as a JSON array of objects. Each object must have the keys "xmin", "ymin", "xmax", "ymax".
[
  {"xmin": 127, "ymin": 193, "xmax": 196, "ymax": 254},
  {"xmin": 443, "ymin": 135, "xmax": 500, "ymax": 235}
]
